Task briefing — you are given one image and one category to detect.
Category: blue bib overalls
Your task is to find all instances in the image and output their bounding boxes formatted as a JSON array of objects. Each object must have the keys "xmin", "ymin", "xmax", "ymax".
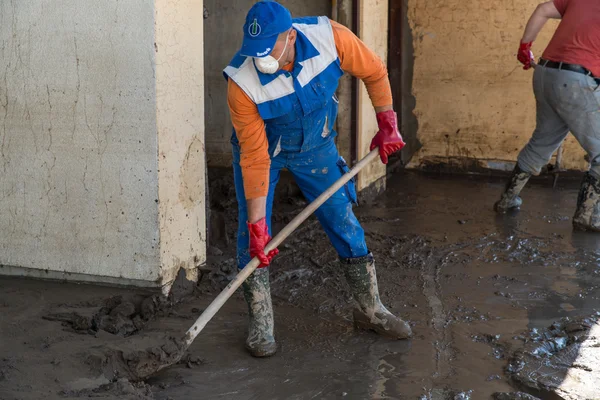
[{"xmin": 224, "ymin": 17, "xmax": 369, "ymax": 269}]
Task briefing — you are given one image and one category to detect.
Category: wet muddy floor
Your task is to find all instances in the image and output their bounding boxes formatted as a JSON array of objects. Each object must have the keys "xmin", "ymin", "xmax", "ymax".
[{"xmin": 2, "ymin": 170, "xmax": 600, "ymax": 399}]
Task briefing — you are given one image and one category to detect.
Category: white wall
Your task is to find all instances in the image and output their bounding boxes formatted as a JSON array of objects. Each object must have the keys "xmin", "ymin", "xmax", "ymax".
[
  {"xmin": 0, "ymin": 0, "xmax": 206, "ymax": 289},
  {"xmin": 156, "ymin": 0, "xmax": 207, "ymax": 290}
]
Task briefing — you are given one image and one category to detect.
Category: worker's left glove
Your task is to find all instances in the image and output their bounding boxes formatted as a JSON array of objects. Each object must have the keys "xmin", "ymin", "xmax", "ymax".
[
  {"xmin": 370, "ymin": 110, "xmax": 406, "ymax": 164},
  {"xmin": 517, "ymin": 41, "xmax": 534, "ymax": 70},
  {"xmin": 248, "ymin": 217, "xmax": 279, "ymax": 268}
]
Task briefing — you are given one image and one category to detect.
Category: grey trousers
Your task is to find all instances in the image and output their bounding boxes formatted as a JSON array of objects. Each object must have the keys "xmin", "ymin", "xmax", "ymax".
[{"xmin": 517, "ymin": 65, "xmax": 600, "ymax": 178}]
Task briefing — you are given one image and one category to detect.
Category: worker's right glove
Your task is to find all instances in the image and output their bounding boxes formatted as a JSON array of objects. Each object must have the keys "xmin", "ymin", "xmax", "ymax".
[
  {"xmin": 517, "ymin": 41, "xmax": 534, "ymax": 70},
  {"xmin": 248, "ymin": 217, "xmax": 279, "ymax": 268},
  {"xmin": 371, "ymin": 110, "xmax": 406, "ymax": 164}
]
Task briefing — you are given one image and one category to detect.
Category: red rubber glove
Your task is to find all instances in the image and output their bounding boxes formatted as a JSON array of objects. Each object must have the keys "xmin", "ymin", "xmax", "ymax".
[
  {"xmin": 370, "ymin": 110, "xmax": 406, "ymax": 164},
  {"xmin": 247, "ymin": 217, "xmax": 279, "ymax": 268},
  {"xmin": 517, "ymin": 41, "xmax": 534, "ymax": 70}
]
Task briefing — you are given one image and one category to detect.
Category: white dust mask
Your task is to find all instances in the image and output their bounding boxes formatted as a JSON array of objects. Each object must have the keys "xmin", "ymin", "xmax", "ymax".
[{"xmin": 255, "ymin": 32, "xmax": 289, "ymax": 74}]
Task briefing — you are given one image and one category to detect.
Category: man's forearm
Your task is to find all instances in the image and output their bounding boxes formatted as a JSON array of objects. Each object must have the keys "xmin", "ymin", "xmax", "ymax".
[
  {"xmin": 522, "ymin": 13, "xmax": 550, "ymax": 43},
  {"xmin": 522, "ymin": 1, "xmax": 562, "ymax": 43},
  {"xmin": 247, "ymin": 196, "xmax": 267, "ymax": 224}
]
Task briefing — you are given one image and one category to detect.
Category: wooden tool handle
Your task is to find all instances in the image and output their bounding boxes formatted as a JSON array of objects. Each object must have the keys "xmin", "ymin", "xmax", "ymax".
[{"xmin": 184, "ymin": 149, "xmax": 380, "ymax": 345}]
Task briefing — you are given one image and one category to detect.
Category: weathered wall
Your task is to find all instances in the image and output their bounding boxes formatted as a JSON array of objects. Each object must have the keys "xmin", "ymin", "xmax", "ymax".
[
  {"xmin": 156, "ymin": 0, "xmax": 206, "ymax": 291},
  {"xmin": 405, "ymin": 0, "xmax": 587, "ymax": 172},
  {"xmin": 0, "ymin": 0, "xmax": 206, "ymax": 289},
  {"xmin": 334, "ymin": 0, "xmax": 354, "ymax": 165},
  {"xmin": 0, "ymin": 1, "xmax": 160, "ymax": 285},
  {"xmin": 204, "ymin": 0, "xmax": 331, "ymax": 166},
  {"xmin": 356, "ymin": 0, "xmax": 388, "ymax": 193}
]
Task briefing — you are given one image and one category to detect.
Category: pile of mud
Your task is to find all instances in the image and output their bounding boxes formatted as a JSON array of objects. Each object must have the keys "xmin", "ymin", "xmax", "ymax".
[
  {"xmin": 43, "ymin": 294, "xmax": 170, "ymax": 336},
  {"xmin": 506, "ymin": 315, "xmax": 600, "ymax": 399},
  {"xmin": 92, "ymin": 335, "xmax": 189, "ymax": 382},
  {"xmin": 38, "ymin": 290, "xmax": 203, "ymax": 388},
  {"xmin": 263, "ymin": 231, "xmax": 429, "ymax": 317}
]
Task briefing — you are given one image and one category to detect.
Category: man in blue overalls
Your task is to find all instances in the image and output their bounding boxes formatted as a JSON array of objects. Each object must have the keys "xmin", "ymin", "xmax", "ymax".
[{"xmin": 224, "ymin": 1, "xmax": 410, "ymax": 357}]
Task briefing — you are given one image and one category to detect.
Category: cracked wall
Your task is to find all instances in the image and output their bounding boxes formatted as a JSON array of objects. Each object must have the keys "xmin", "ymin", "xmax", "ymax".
[
  {"xmin": 405, "ymin": 0, "xmax": 588, "ymax": 172},
  {"xmin": 356, "ymin": 0, "xmax": 388, "ymax": 193},
  {"xmin": 0, "ymin": 1, "xmax": 160, "ymax": 284},
  {"xmin": 0, "ymin": 0, "xmax": 206, "ymax": 289},
  {"xmin": 156, "ymin": 0, "xmax": 206, "ymax": 291}
]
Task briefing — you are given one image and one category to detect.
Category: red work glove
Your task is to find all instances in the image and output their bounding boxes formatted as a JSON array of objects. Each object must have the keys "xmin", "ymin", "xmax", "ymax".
[
  {"xmin": 247, "ymin": 217, "xmax": 279, "ymax": 268},
  {"xmin": 370, "ymin": 110, "xmax": 406, "ymax": 164},
  {"xmin": 517, "ymin": 41, "xmax": 534, "ymax": 70}
]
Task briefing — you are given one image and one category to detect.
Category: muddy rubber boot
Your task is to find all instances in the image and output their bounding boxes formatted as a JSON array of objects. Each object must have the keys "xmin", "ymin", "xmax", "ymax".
[
  {"xmin": 573, "ymin": 172, "xmax": 600, "ymax": 232},
  {"xmin": 494, "ymin": 165, "xmax": 532, "ymax": 213},
  {"xmin": 242, "ymin": 268, "xmax": 277, "ymax": 357},
  {"xmin": 343, "ymin": 254, "xmax": 412, "ymax": 339}
]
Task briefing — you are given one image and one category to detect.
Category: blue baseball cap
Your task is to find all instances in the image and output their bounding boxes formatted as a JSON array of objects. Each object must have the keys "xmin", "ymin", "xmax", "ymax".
[{"xmin": 240, "ymin": 1, "xmax": 292, "ymax": 58}]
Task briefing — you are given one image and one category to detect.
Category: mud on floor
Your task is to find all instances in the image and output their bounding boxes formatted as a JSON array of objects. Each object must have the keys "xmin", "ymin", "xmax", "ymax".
[
  {"xmin": 2, "ymin": 170, "xmax": 600, "ymax": 399},
  {"xmin": 42, "ymin": 294, "xmax": 170, "ymax": 337}
]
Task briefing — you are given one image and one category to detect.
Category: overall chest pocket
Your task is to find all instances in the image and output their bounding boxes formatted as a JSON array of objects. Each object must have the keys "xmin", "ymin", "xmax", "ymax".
[
  {"xmin": 304, "ymin": 80, "xmax": 332, "ymax": 113},
  {"xmin": 267, "ymin": 99, "xmax": 302, "ymax": 128}
]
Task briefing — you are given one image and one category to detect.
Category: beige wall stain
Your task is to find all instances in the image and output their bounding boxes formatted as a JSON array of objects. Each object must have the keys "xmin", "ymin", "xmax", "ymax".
[
  {"xmin": 180, "ymin": 137, "xmax": 206, "ymax": 211},
  {"xmin": 357, "ymin": 0, "xmax": 388, "ymax": 191},
  {"xmin": 156, "ymin": 0, "xmax": 206, "ymax": 292},
  {"xmin": 406, "ymin": 0, "xmax": 588, "ymax": 172}
]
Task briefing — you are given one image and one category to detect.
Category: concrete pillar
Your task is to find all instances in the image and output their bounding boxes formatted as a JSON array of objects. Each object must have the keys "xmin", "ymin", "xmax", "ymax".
[
  {"xmin": 156, "ymin": 0, "xmax": 207, "ymax": 292},
  {"xmin": 0, "ymin": 0, "xmax": 206, "ymax": 293},
  {"xmin": 334, "ymin": 0, "xmax": 354, "ymax": 165},
  {"xmin": 356, "ymin": 0, "xmax": 388, "ymax": 195}
]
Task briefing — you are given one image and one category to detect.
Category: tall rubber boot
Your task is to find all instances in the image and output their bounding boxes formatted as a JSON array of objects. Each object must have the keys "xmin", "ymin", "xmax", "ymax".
[
  {"xmin": 242, "ymin": 268, "xmax": 277, "ymax": 357},
  {"xmin": 494, "ymin": 165, "xmax": 532, "ymax": 213},
  {"xmin": 343, "ymin": 254, "xmax": 412, "ymax": 339},
  {"xmin": 573, "ymin": 172, "xmax": 600, "ymax": 232}
]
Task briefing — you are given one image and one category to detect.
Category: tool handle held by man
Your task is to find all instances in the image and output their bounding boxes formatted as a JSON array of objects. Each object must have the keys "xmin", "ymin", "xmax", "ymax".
[{"xmin": 184, "ymin": 149, "xmax": 380, "ymax": 346}]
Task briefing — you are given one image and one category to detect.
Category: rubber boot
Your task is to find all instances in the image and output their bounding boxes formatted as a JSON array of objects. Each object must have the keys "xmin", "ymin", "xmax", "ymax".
[
  {"xmin": 494, "ymin": 165, "xmax": 532, "ymax": 213},
  {"xmin": 242, "ymin": 268, "xmax": 277, "ymax": 357},
  {"xmin": 343, "ymin": 254, "xmax": 412, "ymax": 339},
  {"xmin": 573, "ymin": 172, "xmax": 600, "ymax": 232}
]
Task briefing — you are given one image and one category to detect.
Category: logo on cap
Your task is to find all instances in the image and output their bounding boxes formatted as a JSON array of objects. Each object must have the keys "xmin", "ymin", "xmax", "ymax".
[
  {"xmin": 248, "ymin": 18, "xmax": 261, "ymax": 37},
  {"xmin": 256, "ymin": 48, "xmax": 271, "ymax": 57}
]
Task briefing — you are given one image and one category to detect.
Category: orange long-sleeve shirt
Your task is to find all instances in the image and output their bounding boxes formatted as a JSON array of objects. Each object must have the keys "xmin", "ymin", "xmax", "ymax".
[{"xmin": 228, "ymin": 19, "xmax": 393, "ymax": 200}]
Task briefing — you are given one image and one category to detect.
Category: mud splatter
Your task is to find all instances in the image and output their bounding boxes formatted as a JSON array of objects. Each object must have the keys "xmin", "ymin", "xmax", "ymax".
[{"xmin": 59, "ymin": 378, "xmax": 154, "ymax": 399}]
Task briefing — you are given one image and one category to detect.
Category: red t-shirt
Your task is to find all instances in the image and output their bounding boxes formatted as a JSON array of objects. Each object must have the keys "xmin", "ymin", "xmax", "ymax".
[{"xmin": 542, "ymin": 0, "xmax": 600, "ymax": 76}]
